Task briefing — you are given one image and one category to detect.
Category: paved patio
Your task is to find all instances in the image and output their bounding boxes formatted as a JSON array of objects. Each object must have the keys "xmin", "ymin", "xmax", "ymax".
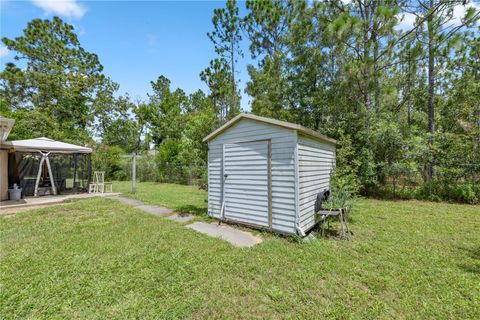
[{"xmin": 0, "ymin": 192, "xmax": 120, "ymax": 214}]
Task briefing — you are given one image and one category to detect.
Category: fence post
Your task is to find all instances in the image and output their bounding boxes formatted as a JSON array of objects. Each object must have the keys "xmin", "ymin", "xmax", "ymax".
[{"xmin": 132, "ymin": 153, "xmax": 136, "ymax": 194}]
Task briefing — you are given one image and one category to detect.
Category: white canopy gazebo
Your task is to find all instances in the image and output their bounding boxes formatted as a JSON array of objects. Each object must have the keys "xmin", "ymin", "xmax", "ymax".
[
  {"xmin": 0, "ymin": 137, "xmax": 92, "ymax": 197},
  {"xmin": 1, "ymin": 137, "xmax": 92, "ymax": 154}
]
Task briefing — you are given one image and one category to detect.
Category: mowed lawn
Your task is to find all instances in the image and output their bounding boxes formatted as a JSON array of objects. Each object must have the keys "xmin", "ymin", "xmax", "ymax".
[
  {"xmin": 1, "ymin": 183, "xmax": 479, "ymax": 319},
  {"xmin": 113, "ymin": 181, "xmax": 208, "ymax": 215}
]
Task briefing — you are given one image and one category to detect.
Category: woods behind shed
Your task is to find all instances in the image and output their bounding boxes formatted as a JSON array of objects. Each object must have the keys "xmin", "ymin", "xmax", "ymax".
[{"xmin": 203, "ymin": 113, "xmax": 336, "ymax": 236}]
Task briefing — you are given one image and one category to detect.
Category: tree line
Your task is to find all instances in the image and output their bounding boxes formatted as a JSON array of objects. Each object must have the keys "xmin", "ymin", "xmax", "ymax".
[{"xmin": 1, "ymin": 1, "xmax": 479, "ymax": 203}]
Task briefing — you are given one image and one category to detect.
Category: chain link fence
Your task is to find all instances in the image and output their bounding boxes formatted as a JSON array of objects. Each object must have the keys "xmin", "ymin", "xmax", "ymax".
[{"xmin": 111, "ymin": 155, "xmax": 208, "ymax": 189}]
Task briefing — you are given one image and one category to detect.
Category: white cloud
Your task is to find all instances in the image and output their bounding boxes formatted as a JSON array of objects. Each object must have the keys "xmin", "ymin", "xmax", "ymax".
[
  {"xmin": 395, "ymin": 1, "xmax": 479, "ymax": 32},
  {"xmin": 395, "ymin": 12, "xmax": 417, "ymax": 32},
  {"xmin": 0, "ymin": 45, "xmax": 10, "ymax": 58},
  {"xmin": 451, "ymin": 1, "xmax": 480, "ymax": 26},
  {"xmin": 31, "ymin": 0, "xmax": 86, "ymax": 19}
]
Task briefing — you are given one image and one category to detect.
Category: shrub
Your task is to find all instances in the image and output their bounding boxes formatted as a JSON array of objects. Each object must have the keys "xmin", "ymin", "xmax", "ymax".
[
  {"xmin": 92, "ymin": 145, "xmax": 125, "ymax": 180},
  {"xmin": 322, "ymin": 170, "xmax": 358, "ymax": 216},
  {"xmin": 448, "ymin": 183, "xmax": 479, "ymax": 204}
]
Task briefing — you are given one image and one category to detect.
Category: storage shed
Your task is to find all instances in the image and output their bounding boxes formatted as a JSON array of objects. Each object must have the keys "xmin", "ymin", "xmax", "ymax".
[{"xmin": 203, "ymin": 113, "xmax": 337, "ymax": 236}]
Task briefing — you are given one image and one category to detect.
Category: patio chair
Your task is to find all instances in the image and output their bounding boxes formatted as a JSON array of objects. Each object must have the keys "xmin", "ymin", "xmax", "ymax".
[{"xmin": 89, "ymin": 171, "xmax": 113, "ymax": 193}]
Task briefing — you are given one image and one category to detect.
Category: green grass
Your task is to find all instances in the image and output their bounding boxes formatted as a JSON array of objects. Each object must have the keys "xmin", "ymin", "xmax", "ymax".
[
  {"xmin": 113, "ymin": 181, "xmax": 208, "ymax": 215},
  {"xmin": 1, "ymin": 183, "xmax": 479, "ymax": 319}
]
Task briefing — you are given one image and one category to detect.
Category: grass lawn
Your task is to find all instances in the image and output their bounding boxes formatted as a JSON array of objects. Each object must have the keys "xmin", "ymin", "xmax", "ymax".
[
  {"xmin": 1, "ymin": 183, "xmax": 479, "ymax": 319},
  {"xmin": 113, "ymin": 181, "xmax": 208, "ymax": 215}
]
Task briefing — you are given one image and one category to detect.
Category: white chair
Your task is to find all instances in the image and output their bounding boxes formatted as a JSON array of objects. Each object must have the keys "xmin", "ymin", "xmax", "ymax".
[{"xmin": 89, "ymin": 171, "xmax": 113, "ymax": 193}]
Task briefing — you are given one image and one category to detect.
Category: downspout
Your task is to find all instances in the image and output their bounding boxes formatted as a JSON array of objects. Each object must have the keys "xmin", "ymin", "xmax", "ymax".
[
  {"xmin": 296, "ymin": 226, "xmax": 306, "ymax": 237},
  {"xmin": 219, "ymin": 143, "xmax": 227, "ymax": 224},
  {"xmin": 294, "ymin": 132, "xmax": 305, "ymax": 237},
  {"xmin": 220, "ymin": 173, "xmax": 228, "ymax": 223}
]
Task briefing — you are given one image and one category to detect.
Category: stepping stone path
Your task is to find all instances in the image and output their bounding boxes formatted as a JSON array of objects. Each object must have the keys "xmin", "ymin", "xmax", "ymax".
[
  {"xmin": 112, "ymin": 196, "xmax": 174, "ymax": 217},
  {"xmin": 110, "ymin": 195, "xmax": 262, "ymax": 247},
  {"xmin": 135, "ymin": 205, "xmax": 172, "ymax": 216},
  {"xmin": 187, "ymin": 222, "xmax": 262, "ymax": 248},
  {"xmin": 112, "ymin": 196, "xmax": 145, "ymax": 207},
  {"xmin": 166, "ymin": 213, "xmax": 195, "ymax": 223}
]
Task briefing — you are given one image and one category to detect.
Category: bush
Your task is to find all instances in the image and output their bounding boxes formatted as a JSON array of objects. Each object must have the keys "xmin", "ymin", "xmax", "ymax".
[
  {"xmin": 155, "ymin": 138, "xmax": 206, "ymax": 185},
  {"xmin": 450, "ymin": 184, "xmax": 479, "ymax": 204},
  {"xmin": 323, "ymin": 170, "xmax": 358, "ymax": 216},
  {"xmin": 92, "ymin": 145, "xmax": 125, "ymax": 180},
  {"xmin": 409, "ymin": 181, "xmax": 479, "ymax": 204}
]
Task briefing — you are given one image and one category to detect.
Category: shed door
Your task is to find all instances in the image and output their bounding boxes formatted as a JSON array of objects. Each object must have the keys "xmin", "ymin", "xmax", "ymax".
[{"xmin": 223, "ymin": 140, "xmax": 272, "ymax": 228}]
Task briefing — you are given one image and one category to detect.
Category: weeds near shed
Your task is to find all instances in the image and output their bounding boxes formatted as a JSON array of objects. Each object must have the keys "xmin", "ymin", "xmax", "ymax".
[{"xmin": 323, "ymin": 170, "xmax": 357, "ymax": 217}]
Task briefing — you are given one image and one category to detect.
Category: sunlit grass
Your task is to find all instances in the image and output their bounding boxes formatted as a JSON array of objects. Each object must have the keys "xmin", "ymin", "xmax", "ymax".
[
  {"xmin": 113, "ymin": 181, "xmax": 208, "ymax": 215},
  {"xmin": 1, "ymin": 184, "xmax": 479, "ymax": 319}
]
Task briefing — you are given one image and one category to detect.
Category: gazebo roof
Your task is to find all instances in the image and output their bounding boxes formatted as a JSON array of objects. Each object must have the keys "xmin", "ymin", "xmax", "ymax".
[
  {"xmin": 0, "ymin": 137, "xmax": 92, "ymax": 154},
  {"xmin": 0, "ymin": 117, "xmax": 15, "ymax": 142}
]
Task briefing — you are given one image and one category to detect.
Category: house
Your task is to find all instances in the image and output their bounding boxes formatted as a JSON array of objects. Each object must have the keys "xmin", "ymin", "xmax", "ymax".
[{"xmin": 203, "ymin": 113, "xmax": 337, "ymax": 236}]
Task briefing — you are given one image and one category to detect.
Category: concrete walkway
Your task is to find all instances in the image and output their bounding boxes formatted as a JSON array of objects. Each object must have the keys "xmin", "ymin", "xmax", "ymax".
[
  {"xmin": 187, "ymin": 222, "xmax": 263, "ymax": 248},
  {"xmin": 110, "ymin": 196, "xmax": 196, "ymax": 223},
  {"xmin": 111, "ymin": 195, "xmax": 262, "ymax": 247},
  {"xmin": 167, "ymin": 213, "xmax": 196, "ymax": 223},
  {"xmin": 0, "ymin": 192, "xmax": 121, "ymax": 214},
  {"xmin": 2, "ymin": 193, "xmax": 263, "ymax": 247},
  {"xmin": 111, "ymin": 196, "xmax": 174, "ymax": 217}
]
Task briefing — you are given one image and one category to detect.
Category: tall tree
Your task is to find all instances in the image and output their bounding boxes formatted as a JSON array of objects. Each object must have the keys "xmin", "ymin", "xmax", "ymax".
[
  {"xmin": 100, "ymin": 96, "xmax": 145, "ymax": 154},
  {"xmin": 142, "ymin": 75, "xmax": 187, "ymax": 146},
  {"xmin": 1, "ymin": 16, "xmax": 116, "ymax": 143},
  {"xmin": 206, "ymin": 0, "xmax": 243, "ymax": 119},
  {"xmin": 200, "ymin": 58, "xmax": 239, "ymax": 121},
  {"xmin": 244, "ymin": 0, "xmax": 293, "ymax": 120},
  {"xmin": 241, "ymin": 0, "xmax": 479, "ymax": 201},
  {"xmin": 404, "ymin": 0, "xmax": 479, "ymax": 184}
]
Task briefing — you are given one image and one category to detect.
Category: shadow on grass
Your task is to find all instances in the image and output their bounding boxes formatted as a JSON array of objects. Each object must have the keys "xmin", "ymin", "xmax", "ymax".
[
  {"xmin": 175, "ymin": 205, "xmax": 208, "ymax": 217},
  {"xmin": 457, "ymin": 246, "xmax": 480, "ymax": 274}
]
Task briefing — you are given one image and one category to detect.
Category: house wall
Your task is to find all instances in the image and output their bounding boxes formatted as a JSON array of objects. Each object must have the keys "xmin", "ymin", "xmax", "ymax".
[
  {"xmin": 0, "ymin": 150, "xmax": 8, "ymax": 200},
  {"xmin": 297, "ymin": 134, "xmax": 336, "ymax": 232},
  {"xmin": 207, "ymin": 119, "xmax": 297, "ymax": 234}
]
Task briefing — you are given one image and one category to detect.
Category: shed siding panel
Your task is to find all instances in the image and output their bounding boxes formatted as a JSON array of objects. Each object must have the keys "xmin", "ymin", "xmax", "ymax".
[
  {"xmin": 298, "ymin": 135, "xmax": 336, "ymax": 232},
  {"xmin": 224, "ymin": 140, "xmax": 269, "ymax": 227},
  {"xmin": 208, "ymin": 119, "xmax": 297, "ymax": 234}
]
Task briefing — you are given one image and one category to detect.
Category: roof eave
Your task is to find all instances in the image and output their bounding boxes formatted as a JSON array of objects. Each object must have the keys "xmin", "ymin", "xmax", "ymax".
[
  {"xmin": 202, "ymin": 113, "xmax": 337, "ymax": 145},
  {"xmin": 202, "ymin": 113, "xmax": 244, "ymax": 143}
]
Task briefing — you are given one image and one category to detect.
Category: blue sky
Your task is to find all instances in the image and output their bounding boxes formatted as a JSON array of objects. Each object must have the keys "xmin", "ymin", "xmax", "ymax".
[
  {"xmin": 2, "ymin": 0, "xmax": 478, "ymax": 111},
  {"xmin": 0, "ymin": 0, "xmax": 253, "ymax": 110}
]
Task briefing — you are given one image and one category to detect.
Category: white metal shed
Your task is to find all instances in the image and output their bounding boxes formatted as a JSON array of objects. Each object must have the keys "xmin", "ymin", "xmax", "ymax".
[{"xmin": 203, "ymin": 113, "xmax": 337, "ymax": 236}]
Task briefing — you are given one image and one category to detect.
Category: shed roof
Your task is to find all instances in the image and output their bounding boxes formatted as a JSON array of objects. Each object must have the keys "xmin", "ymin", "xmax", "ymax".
[
  {"xmin": 203, "ymin": 113, "xmax": 337, "ymax": 144},
  {"xmin": 0, "ymin": 137, "xmax": 92, "ymax": 154}
]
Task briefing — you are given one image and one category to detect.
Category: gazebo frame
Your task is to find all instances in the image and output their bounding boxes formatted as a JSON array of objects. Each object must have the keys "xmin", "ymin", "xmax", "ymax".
[
  {"xmin": 34, "ymin": 151, "xmax": 57, "ymax": 197},
  {"xmin": 0, "ymin": 137, "xmax": 92, "ymax": 197}
]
